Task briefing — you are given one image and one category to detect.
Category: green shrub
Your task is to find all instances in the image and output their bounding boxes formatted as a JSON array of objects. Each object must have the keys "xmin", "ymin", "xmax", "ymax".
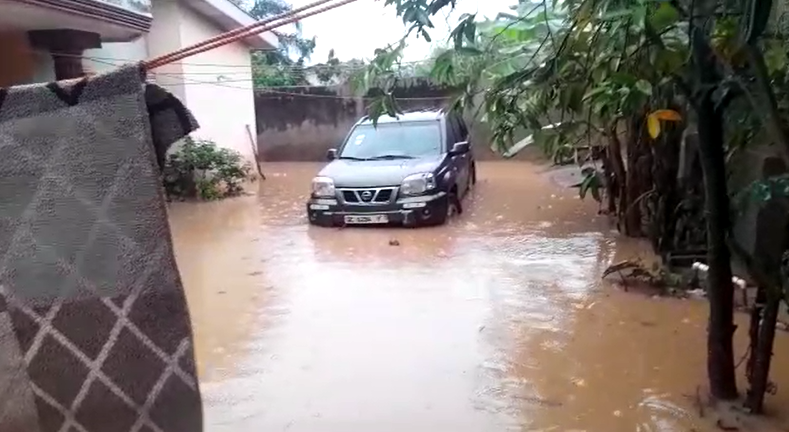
[{"xmin": 163, "ymin": 137, "xmax": 252, "ymax": 200}]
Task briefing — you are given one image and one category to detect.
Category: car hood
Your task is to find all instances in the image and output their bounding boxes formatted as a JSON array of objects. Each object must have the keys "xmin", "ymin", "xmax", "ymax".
[{"xmin": 318, "ymin": 155, "xmax": 445, "ymax": 188}]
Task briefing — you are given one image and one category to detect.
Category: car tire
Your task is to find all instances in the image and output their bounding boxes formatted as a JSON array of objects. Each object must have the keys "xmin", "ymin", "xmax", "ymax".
[
  {"xmin": 434, "ymin": 192, "xmax": 460, "ymax": 226},
  {"xmin": 453, "ymin": 190, "xmax": 463, "ymax": 215},
  {"xmin": 470, "ymin": 163, "xmax": 477, "ymax": 186}
]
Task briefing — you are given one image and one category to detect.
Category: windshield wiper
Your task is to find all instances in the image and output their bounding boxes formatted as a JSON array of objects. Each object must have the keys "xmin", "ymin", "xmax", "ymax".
[
  {"xmin": 338, "ymin": 156, "xmax": 368, "ymax": 161},
  {"xmin": 368, "ymin": 154, "xmax": 415, "ymax": 160}
]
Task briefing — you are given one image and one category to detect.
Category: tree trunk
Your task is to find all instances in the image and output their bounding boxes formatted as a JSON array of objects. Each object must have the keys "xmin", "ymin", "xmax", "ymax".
[
  {"xmin": 601, "ymin": 142, "xmax": 618, "ymax": 214},
  {"xmin": 696, "ymin": 96, "xmax": 739, "ymax": 400},
  {"xmin": 607, "ymin": 124, "xmax": 631, "ymax": 234},
  {"xmin": 745, "ymin": 290, "xmax": 763, "ymax": 385},
  {"xmin": 747, "ymin": 290, "xmax": 779, "ymax": 413},
  {"xmin": 653, "ymin": 105, "xmax": 682, "ymax": 256},
  {"xmin": 687, "ymin": 23, "xmax": 739, "ymax": 400},
  {"xmin": 729, "ymin": 232, "xmax": 786, "ymax": 414},
  {"xmin": 624, "ymin": 115, "xmax": 645, "ymax": 237}
]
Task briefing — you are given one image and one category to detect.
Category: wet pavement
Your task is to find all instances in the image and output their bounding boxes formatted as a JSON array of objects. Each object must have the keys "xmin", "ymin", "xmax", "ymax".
[{"xmin": 168, "ymin": 161, "xmax": 789, "ymax": 432}]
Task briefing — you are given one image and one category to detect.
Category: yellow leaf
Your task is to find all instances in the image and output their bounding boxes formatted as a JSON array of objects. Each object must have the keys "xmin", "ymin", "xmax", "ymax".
[
  {"xmin": 647, "ymin": 114, "xmax": 661, "ymax": 139},
  {"xmin": 650, "ymin": 109, "xmax": 682, "ymax": 122}
]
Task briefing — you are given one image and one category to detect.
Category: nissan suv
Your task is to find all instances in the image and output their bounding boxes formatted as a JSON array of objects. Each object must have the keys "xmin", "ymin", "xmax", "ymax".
[{"xmin": 306, "ymin": 110, "xmax": 476, "ymax": 227}]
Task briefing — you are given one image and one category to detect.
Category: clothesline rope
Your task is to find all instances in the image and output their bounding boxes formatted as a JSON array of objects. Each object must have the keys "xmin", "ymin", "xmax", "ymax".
[
  {"xmin": 144, "ymin": 0, "xmax": 334, "ymax": 68},
  {"xmin": 144, "ymin": 0, "xmax": 359, "ymax": 70},
  {"xmin": 34, "ymin": 49, "xmax": 434, "ymax": 69},
  {"xmin": 88, "ymin": 56, "xmax": 451, "ymax": 99}
]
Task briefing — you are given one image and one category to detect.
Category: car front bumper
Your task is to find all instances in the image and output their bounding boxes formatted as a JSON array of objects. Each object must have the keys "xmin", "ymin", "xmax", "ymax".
[{"xmin": 307, "ymin": 191, "xmax": 449, "ymax": 227}]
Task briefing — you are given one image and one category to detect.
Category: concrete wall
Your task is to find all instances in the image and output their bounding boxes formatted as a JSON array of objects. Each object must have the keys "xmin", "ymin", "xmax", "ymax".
[{"xmin": 255, "ymin": 81, "xmax": 497, "ymax": 161}]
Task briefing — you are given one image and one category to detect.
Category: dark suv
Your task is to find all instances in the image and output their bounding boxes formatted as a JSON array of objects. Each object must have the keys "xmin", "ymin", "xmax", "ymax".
[{"xmin": 306, "ymin": 110, "xmax": 476, "ymax": 227}]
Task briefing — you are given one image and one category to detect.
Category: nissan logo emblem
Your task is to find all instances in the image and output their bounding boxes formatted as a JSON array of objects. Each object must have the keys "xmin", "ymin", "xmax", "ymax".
[{"xmin": 361, "ymin": 191, "xmax": 373, "ymax": 200}]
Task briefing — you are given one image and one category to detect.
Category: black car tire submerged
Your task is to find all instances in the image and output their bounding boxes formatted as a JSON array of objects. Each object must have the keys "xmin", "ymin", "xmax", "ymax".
[
  {"xmin": 470, "ymin": 163, "xmax": 477, "ymax": 186},
  {"xmin": 426, "ymin": 188, "xmax": 461, "ymax": 227}
]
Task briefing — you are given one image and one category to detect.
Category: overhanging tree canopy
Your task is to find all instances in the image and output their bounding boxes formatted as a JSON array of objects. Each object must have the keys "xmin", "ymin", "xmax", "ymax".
[{"xmin": 359, "ymin": 0, "xmax": 789, "ymax": 412}]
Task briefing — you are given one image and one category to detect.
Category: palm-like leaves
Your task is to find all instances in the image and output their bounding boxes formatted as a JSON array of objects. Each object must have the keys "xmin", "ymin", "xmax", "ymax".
[{"xmin": 244, "ymin": 0, "xmax": 318, "ymax": 87}]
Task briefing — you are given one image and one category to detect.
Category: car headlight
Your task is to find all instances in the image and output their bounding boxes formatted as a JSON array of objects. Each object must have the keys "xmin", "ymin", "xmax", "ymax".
[
  {"xmin": 400, "ymin": 172, "xmax": 436, "ymax": 196},
  {"xmin": 311, "ymin": 176, "xmax": 335, "ymax": 197}
]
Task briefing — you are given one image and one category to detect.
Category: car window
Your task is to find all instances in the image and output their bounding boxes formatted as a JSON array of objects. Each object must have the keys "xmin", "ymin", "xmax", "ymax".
[
  {"xmin": 457, "ymin": 116, "xmax": 469, "ymax": 140},
  {"xmin": 446, "ymin": 117, "xmax": 460, "ymax": 144},
  {"xmin": 340, "ymin": 122, "xmax": 442, "ymax": 159}
]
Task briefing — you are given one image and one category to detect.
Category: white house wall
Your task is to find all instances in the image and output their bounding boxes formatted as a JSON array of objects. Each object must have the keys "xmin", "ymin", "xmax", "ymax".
[
  {"xmin": 82, "ymin": 0, "xmax": 257, "ymax": 165},
  {"xmin": 29, "ymin": 51, "xmax": 56, "ymax": 83},
  {"xmin": 176, "ymin": 2, "xmax": 258, "ymax": 164},
  {"xmin": 83, "ymin": 36, "xmax": 149, "ymax": 75},
  {"xmin": 145, "ymin": 0, "xmax": 187, "ymax": 102}
]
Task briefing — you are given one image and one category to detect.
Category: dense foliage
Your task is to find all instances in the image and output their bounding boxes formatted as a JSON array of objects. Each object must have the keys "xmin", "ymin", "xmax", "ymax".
[
  {"xmin": 309, "ymin": 49, "xmax": 367, "ymax": 85},
  {"xmin": 231, "ymin": 0, "xmax": 317, "ymax": 87},
  {"xmin": 233, "ymin": 0, "xmax": 370, "ymax": 87},
  {"xmin": 359, "ymin": 0, "xmax": 789, "ymax": 414},
  {"xmin": 163, "ymin": 137, "xmax": 252, "ymax": 200}
]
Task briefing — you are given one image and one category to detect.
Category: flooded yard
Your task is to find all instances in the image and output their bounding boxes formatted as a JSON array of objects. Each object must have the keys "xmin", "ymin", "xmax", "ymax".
[{"xmin": 168, "ymin": 161, "xmax": 789, "ymax": 432}]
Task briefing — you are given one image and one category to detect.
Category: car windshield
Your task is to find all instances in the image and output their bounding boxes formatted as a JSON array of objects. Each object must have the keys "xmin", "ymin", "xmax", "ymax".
[{"xmin": 339, "ymin": 122, "xmax": 442, "ymax": 160}]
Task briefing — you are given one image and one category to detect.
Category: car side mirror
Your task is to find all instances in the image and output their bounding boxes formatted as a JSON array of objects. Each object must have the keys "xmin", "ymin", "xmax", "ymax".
[
  {"xmin": 449, "ymin": 141, "xmax": 470, "ymax": 156},
  {"xmin": 326, "ymin": 148, "xmax": 337, "ymax": 161}
]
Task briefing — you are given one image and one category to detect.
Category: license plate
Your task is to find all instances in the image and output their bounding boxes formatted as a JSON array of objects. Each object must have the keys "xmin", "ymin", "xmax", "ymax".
[{"xmin": 344, "ymin": 214, "xmax": 389, "ymax": 224}]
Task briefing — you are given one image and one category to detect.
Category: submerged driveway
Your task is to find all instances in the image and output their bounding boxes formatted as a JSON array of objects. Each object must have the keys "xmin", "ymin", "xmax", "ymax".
[{"xmin": 167, "ymin": 161, "xmax": 780, "ymax": 432}]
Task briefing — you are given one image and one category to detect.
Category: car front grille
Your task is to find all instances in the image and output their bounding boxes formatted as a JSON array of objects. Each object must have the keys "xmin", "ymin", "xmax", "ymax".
[
  {"xmin": 376, "ymin": 189, "xmax": 393, "ymax": 202},
  {"xmin": 342, "ymin": 190, "xmax": 358, "ymax": 202},
  {"xmin": 339, "ymin": 187, "xmax": 397, "ymax": 204}
]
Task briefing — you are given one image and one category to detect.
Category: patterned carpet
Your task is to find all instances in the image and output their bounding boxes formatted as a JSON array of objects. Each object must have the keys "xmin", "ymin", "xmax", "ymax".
[{"xmin": 0, "ymin": 64, "xmax": 203, "ymax": 432}]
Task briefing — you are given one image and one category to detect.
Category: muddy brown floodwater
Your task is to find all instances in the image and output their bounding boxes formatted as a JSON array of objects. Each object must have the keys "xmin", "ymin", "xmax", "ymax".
[{"xmin": 169, "ymin": 161, "xmax": 789, "ymax": 432}]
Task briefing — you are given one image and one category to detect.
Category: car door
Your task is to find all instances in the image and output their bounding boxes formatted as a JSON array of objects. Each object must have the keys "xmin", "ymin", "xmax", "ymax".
[
  {"xmin": 457, "ymin": 116, "xmax": 472, "ymax": 163},
  {"xmin": 444, "ymin": 116, "xmax": 461, "ymax": 192},
  {"xmin": 447, "ymin": 115, "xmax": 470, "ymax": 194}
]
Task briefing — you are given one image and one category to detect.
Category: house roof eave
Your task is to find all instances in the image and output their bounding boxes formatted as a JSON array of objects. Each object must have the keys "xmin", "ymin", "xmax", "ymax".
[{"xmin": 184, "ymin": 0, "xmax": 279, "ymax": 50}]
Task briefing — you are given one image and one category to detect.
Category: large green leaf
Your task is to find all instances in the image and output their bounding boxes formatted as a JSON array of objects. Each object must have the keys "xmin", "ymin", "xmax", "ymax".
[
  {"xmin": 764, "ymin": 40, "xmax": 788, "ymax": 75},
  {"xmin": 577, "ymin": 168, "xmax": 603, "ymax": 202},
  {"xmin": 635, "ymin": 79, "xmax": 653, "ymax": 96},
  {"xmin": 649, "ymin": 2, "xmax": 678, "ymax": 31}
]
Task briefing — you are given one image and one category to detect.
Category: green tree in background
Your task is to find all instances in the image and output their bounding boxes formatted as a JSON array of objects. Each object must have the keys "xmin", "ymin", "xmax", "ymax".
[
  {"xmin": 231, "ymin": 0, "xmax": 317, "ymax": 87},
  {"xmin": 307, "ymin": 49, "xmax": 367, "ymax": 85}
]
